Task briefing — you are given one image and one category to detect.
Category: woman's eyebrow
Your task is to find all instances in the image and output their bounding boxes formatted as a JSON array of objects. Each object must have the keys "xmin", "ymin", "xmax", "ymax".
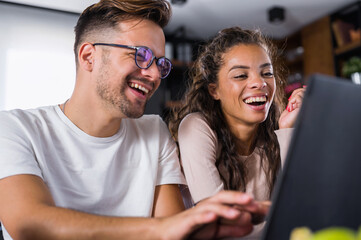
[
  {"xmin": 260, "ymin": 63, "xmax": 272, "ymax": 68},
  {"xmin": 229, "ymin": 63, "xmax": 272, "ymax": 72},
  {"xmin": 229, "ymin": 65, "xmax": 249, "ymax": 71}
]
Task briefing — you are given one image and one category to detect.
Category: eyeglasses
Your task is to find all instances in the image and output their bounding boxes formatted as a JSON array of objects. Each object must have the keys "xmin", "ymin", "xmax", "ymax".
[{"xmin": 92, "ymin": 43, "xmax": 172, "ymax": 79}]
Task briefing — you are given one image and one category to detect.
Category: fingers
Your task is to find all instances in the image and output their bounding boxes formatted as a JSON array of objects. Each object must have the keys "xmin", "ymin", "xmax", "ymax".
[
  {"xmin": 159, "ymin": 204, "xmax": 221, "ymax": 240},
  {"xmin": 193, "ymin": 201, "xmax": 242, "ymax": 221},
  {"xmin": 160, "ymin": 191, "xmax": 267, "ymax": 240},
  {"xmin": 204, "ymin": 190, "xmax": 254, "ymax": 206},
  {"xmin": 231, "ymin": 200, "xmax": 271, "ymax": 226},
  {"xmin": 191, "ymin": 210, "xmax": 254, "ymax": 239},
  {"xmin": 216, "ymin": 212, "xmax": 254, "ymax": 238},
  {"xmin": 181, "ymin": 192, "xmax": 255, "ymax": 238},
  {"xmin": 287, "ymin": 87, "xmax": 305, "ymax": 112},
  {"xmin": 289, "ymin": 87, "xmax": 305, "ymax": 101},
  {"xmin": 250, "ymin": 202, "xmax": 269, "ymax": 225},
  {"xmin": 257, "ymin": 201, "xmax": 271, "ymax": 215},
  {"xmin": 202, "ymin": 191, "xmax": 271, "ymax": 220},
  {"xmin": 202, "ymin": 191, "xmax": 272, "ymax": 219},
  {"xmin": 187, "ymin": 191, "xmax": 254, "ymax": 223},
  {"xmin": 178, "ymin": 200, "xmax": 243, "ymax": 234},
  {"xmin": 218, "ymin": 210, "xmax": 252, "ymax": 226},
  {"xmin": 175, "ymin": 202, "xmax": 244, "ymax": 240}
]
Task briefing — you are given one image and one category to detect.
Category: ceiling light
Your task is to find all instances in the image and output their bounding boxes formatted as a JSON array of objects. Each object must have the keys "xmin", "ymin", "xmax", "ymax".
[
  {"xmin": 268, "ymin": 6, "xmax": 285, "ymax": 24},
  {"xmin": 171, "ymin": 0, "xmax": 187, "ymax": 5}
]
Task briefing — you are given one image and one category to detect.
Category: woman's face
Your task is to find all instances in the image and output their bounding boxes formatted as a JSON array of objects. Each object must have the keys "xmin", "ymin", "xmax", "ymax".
[{"xmin": 209, "ymin": 44, "xmax": 276, "ymax": 128}]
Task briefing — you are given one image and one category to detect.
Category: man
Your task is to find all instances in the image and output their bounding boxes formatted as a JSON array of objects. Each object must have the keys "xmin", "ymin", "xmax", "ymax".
[{"xmin": 0, "ymin": 0, "xmax": 269, "ymax": 239}]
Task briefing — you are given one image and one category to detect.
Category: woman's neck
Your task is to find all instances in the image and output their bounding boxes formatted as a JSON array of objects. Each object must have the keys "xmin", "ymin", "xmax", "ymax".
[{"xmin": 229, "ymin": 123, "xmax": 259, "ymax": 156}]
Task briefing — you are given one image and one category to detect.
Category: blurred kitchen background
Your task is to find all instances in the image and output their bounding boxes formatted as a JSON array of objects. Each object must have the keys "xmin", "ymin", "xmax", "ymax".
[{"xmin": 0, "ymin": 0, "xmax": 359, "ymax": 118}]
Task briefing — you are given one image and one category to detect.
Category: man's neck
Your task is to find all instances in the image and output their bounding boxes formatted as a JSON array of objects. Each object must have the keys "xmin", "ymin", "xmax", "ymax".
[{"xmin": 61, "ymin": 97, "xmax": 123, "ymax": 138}]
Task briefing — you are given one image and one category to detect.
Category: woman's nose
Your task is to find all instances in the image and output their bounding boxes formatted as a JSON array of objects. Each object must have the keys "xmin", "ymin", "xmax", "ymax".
[{"xmin": 249, "ymin": 76, "xmax": 267, "ymax": 89}]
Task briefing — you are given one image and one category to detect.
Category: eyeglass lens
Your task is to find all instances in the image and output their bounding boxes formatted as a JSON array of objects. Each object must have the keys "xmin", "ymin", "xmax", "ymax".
[
  {"xmin": 157, "ymin": 58, "xmax": 171, "ymax": 78},
  {"xmin": 135, "ymin": 47, "xmax": 171, "ymax": 78},
  {"xmin": 135, "ymin": 48, "xmax": 152, "ymax": 67}
]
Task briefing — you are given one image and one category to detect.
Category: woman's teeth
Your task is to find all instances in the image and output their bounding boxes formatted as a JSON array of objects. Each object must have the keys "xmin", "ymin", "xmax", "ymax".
[
  {"xmin": 244, "ymin": 96, "xmax": 267, "ymax": 104},
  {"xmin": 129, "ymin": 83, "xmax": 149, "ymax": 94}
]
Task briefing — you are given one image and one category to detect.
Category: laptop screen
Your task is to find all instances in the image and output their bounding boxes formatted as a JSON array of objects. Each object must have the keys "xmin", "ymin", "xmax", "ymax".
[{"xmin": 262, "ymin": 74, "xmax": 361, "ymax": 239}]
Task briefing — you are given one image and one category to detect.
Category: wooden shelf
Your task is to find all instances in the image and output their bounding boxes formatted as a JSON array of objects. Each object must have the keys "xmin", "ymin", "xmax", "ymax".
[{"xmin": 334, "ymin": 41, "xmax": 361, "ymax": 56}]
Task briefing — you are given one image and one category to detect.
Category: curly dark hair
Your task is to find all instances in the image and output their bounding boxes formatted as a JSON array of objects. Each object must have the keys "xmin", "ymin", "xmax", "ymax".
[
  {"xmin": 169, "ymin": 27, "xmax": 287, "ymax": 197},
  {"xmin": 74, "ymin": 0, "xmax": 171, "ymax": 64}
]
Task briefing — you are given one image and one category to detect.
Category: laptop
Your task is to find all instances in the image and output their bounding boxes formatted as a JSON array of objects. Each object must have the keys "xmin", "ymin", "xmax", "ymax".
[{"xmin": 261, "ymin": 74, "xmax": 361, "ymax": 240}]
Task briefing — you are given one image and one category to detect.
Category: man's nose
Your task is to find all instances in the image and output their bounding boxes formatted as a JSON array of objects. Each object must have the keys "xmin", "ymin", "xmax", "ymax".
[{"xmin": 141, "ymin": 59, "xmax": 162, "ymax": 81}]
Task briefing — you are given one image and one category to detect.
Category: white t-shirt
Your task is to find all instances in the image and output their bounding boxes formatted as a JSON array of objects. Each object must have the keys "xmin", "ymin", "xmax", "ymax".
[{"xmin": 0, "ymin": 106, "xmax": 186, "ymax": 240}]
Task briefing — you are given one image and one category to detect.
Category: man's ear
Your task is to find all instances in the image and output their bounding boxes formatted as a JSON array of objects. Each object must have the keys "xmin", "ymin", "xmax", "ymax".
[
  {"xmin": 78, "ymin": 42, "xmax": 95, "ymax": 71},
  {"xmin": 208, "ymin": 83, "xmax": 220, "ymax": 100}
]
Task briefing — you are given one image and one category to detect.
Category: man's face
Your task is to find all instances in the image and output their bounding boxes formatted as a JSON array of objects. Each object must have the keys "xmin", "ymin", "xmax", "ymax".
[{"xmin": 93, "ymin": 19, "xmax": 165, "ymax": 118}]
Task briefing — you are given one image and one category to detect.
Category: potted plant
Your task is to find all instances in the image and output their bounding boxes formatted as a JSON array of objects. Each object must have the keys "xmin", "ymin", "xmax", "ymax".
[{"xmin": 342, "ymin": 56, "xmax": 361, "ymax": 84}]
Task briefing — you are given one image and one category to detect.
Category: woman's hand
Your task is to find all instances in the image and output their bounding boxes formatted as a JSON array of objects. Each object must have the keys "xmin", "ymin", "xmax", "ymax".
[{"xmin": 279, "ymin": 87, "xmax": 306, "ymax": 129}]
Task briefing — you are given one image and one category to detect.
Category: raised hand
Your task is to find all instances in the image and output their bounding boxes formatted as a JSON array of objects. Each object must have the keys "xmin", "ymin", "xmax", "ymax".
[{"xmin": 279, "ymin": 87, "xmax": 306, "ymax": 129}]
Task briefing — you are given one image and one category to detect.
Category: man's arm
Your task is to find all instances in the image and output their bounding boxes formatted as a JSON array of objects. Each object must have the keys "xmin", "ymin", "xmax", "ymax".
[
  {"xmin": 0, "ymin": 174, "xmax": 267, "ymax": 240},
  {"xmin": 152, "ymin": 184, "xmax": 185, "ymax": 217},
  {"xmin": 0, "ymin": 174, "xmax": 163, "ymax": 240}
]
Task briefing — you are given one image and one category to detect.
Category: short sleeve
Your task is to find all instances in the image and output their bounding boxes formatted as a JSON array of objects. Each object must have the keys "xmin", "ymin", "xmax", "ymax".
[
  {"xmin": 0, "ymin": 111, "xmax": 43, "ymax": 180},
  {"xmin": 275, "ymin": 128, "xmax": 294, "ymax": 166},
  {"xmin": 178, "ymin": 113, "xmax": 224, "ymax": 203},
  {"xmin": 156, "ymin": 116, "xmax": 186, "ymax": 186}
]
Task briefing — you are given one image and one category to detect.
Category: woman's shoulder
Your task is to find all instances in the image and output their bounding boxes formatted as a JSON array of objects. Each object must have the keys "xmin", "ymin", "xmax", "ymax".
[
  {"xmin": 179, "ymin": 112, "xmax": 216, "ymax": 140},
  {"xmin": 180, "ymin": 112, "xmax": 208, "ymax": 129}
]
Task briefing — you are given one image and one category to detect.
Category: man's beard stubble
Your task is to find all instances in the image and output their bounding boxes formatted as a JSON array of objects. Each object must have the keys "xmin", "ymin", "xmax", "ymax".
[{"xmin": 96, "ymin": 72, "xmax": 147, "ymax": 119}]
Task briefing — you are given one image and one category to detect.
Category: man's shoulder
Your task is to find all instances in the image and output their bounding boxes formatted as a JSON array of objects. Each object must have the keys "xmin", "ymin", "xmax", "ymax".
[
  {"xmin": 1, "ymin": 105, "xmax": 55, "ymax": 119},
  {"xmin": 125, "ymin": 114, "xmax": 170, "ymax": 137},
  {"xmin": 0, "ymin": 106, "xmax": 57, "ymax": 129}
]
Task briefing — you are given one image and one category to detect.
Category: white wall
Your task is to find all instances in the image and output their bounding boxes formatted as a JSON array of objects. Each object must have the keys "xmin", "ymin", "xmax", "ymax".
[{"xmin": 0, "ymin": 3, "xmax": 79, "ymax": 110}]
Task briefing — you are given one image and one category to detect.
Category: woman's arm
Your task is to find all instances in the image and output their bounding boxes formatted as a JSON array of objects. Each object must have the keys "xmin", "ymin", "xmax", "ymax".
[
  {"xmin": 277, "ymin": 87, "xmax": 306, "ymax": 164},
  {"xmin": 178, "ymin": 113, "xmax": 224, "ymax": 204},
  {"xmin": 275, "ymin": 128, "xmax": 294, "ymax": 165}
]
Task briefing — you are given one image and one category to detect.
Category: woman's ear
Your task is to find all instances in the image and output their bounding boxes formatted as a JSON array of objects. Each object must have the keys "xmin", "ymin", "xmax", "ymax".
[
  {"xmin": 208, "ymin": 83, "xmax": 220, "ymax": 100},
  {"xmin": 78, "ymin": 42, "xmax": 95, "ymax": 71}
]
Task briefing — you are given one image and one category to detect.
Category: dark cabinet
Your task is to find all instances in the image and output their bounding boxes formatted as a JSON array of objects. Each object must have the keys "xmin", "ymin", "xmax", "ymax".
[
  {"xmin": 274, "ymin": 31, "xmax": 305, "ymax": 97},
  {"xmin": 330, "ymin": 1, "xmax": 361, "ymax": 78}
]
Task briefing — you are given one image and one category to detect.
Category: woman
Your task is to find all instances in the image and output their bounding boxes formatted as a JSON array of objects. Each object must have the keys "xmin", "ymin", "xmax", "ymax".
[{"xmin": 169, "ymin": 27, "xmax": 304, "ymax": 238}]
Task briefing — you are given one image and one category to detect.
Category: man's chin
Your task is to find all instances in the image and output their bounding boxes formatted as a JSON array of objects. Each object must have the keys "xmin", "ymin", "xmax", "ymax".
[
  {"xmin": 124, "ymin": 105, "xmax": 146, "ymax": 119},
  {"xmin": 127, "ymin": 112, "xmax": 144, "ymax": 118}
]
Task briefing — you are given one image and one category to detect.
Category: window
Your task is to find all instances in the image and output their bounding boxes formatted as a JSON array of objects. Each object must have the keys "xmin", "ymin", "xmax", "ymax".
[{"xmin": 0, "ymin": 3, "xmax": 78, "ymax": 110}]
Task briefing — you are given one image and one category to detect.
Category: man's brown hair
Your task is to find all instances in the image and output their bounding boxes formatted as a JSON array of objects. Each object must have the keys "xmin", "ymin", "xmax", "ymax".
[{"xmin": 74, "ymin": 0, "xmax": 171, "ymax": 63}]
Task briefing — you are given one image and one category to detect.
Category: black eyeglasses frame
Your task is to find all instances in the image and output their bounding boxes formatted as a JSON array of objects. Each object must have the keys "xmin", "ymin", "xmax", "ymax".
[{"xmin": 92, "ymin": 43, "xmax": 172, "ymax": 79}]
